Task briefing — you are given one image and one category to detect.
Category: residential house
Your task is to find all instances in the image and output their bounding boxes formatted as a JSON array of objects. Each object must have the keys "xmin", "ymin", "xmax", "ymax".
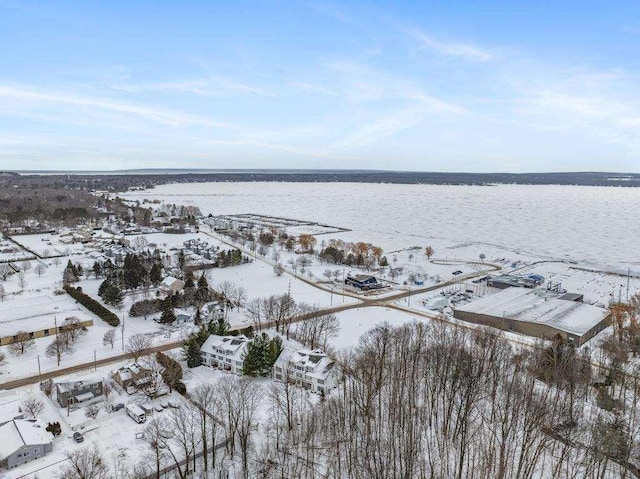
[
  {"xmin": 55, "ymin": 378, "xmax": 104, "ymax": 408},
  {"xmin": 200, "ymin": 335, "xmax": 250, "ymax": 375},
  {"xmin": 273, "ymin": 349, "xmax": 340, "ymax": 395},
  {"xmin": 0, "ymin": 419, "xmax": 53, "ymax": 469},
  {"xmin": 112, "ymin": 363, "xmax": 152, "ymax": 393},
  {"xmin": 344, "ymin": 274, "xmax": 385, "ymax": 291},
  {"xmin": 159, "ymin": 276, "xmax": 185, "ymax": 295}
]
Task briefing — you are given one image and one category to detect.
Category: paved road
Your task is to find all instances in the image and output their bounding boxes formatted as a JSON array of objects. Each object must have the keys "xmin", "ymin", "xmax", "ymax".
[
  {"xmin": 0, "ymin": 340, "xmax": 184, "ymax": 390},
  {"xmin": 0, "ymin": 232, "xmax": 502, "ymax": 391}
]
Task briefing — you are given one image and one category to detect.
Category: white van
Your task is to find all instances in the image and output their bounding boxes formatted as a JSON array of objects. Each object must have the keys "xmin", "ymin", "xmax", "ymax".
[{"xmin": 126, "ymin": 404, "xmax": 147, "ymax": 424}]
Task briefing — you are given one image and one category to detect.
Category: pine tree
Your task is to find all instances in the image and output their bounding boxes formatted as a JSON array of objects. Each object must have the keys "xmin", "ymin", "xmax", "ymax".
[
  {"xmin": 103, "ymin": 283, "xmax": 123, "ymax": 307},
  {"xmin": 242, "ymin": 334, "xmax": 266, "ymax": 376},
  {"xmin": 209, "ymin": 316, "xmax": 230, "ymax": 336},
  {"xmin": 266, "ymin": 336, "xmax": 283, "ymax": 369},
  {"xmin": 182, "ymin": 326, "xmax": 209, "ymax": 368},
  {"xmin": 92, "ymin": 261, "xmax": 102, "ymax": 278},
  {"xmin": 160, "ymin": 301, "xmax": 176, "ymax": 324},
  {"xmin": 149, "ymin": 262, "xmax": 162, "ymax": 285},
  {"xmin": 184, "ymin": 270, "xmax": 195, "ymax": 289},
  {"xmin": 194, "ymin": 308, "xmax": 202, "ymax": 326}
]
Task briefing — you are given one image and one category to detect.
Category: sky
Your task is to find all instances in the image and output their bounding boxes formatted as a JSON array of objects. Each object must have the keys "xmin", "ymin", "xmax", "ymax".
[{"xmin": 1, "ymin": 1, "xmax": 640, "ymax": 173}]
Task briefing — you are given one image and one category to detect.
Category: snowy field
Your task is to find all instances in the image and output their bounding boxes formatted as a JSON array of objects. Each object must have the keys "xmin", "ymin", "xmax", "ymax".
[{"xmin": 122, "ymin": 182, "xmax": 640, "ymax": 274}]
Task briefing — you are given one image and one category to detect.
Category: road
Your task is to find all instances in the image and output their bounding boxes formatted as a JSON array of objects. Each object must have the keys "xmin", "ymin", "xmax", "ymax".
[{"xmin": 0, "ymin": 230, "xmax": 502, "ymax": 391}]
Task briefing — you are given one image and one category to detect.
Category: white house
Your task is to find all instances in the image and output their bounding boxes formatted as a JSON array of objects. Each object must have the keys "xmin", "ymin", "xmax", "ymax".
[
  {"xmin": 159, "ymin": 276, "xmax": 185, "ymax": 295},
  {"xmin": 273, "ymin": 349, "xmax": 340, "ymax": 395},
  {"xmin": 200, "ymin": 335, "xmax": 250, "ymax": 375}
]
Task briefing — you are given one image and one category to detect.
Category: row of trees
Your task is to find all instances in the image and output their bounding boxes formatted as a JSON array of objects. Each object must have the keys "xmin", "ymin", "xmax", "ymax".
[{"xmin": 319, "ymin": 238, "xmax": 385, "ymax": 269}]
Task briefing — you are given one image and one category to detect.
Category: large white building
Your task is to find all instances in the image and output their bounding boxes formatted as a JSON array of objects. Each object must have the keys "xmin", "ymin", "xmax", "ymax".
[
  {"xmin": 200, "ymin": 335, "xmax": 250, "ymax": 375},
  {"xmin": 273, "ymin": 349, "xmax": 340, "ymax": 395}
]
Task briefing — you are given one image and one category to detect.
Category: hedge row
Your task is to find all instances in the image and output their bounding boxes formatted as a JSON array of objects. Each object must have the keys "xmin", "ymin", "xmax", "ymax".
[
  {"xmin": 64, "ymin": 286, "xmax": 120, "ymax": 327},
  {"xmin": 129, "ymin": 299, "xmax": 163, "ymax": 317}
]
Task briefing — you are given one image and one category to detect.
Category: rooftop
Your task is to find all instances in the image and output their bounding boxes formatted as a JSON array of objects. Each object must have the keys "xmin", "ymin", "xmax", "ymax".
[
  {"xmin": 455, "ymin": 288, "xmax": 609, "ymax": 336},
  {"xmin": 0, "ymin": 419, "xmax": 51, "ymax": 460}
]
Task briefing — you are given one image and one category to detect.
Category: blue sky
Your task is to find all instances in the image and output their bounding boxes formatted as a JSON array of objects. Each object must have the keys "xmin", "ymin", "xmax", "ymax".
[{"xmin": 1, "ymin": 0, "xmax": 639, "ymax": 172}]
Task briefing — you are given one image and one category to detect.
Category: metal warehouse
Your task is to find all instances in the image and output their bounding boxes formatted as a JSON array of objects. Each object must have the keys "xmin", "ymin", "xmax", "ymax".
[{"xmin": 453, "ymin": 287, "xmax": 610, "ymax": 345}]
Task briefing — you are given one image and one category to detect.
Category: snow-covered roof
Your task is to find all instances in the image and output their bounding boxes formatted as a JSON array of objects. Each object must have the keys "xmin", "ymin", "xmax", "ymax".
[
  {"xmin": 455, "ymin": 287, "xmax": 609, "ymax": 336},
  {"xmin": 275, "ymin": 348, "xmax": 336, "ymax": 380},
  {"xmin": 160, "ymin": 276, "xmax": 183, "ymax": 288},
  {"xmin": 201, "ymin": 335, "xmax": 249, "ymax": 360},
  {"xmin": 56, "ymin": 377, "xmax": 102, "ymax": 393},
  {"xmin": 0, "ymin": 419, "xmax": 51, "ymax": 460}
]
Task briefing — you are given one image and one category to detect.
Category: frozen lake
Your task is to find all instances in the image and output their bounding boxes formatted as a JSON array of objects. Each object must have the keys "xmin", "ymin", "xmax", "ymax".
[{"xmin": 123, "ymin": 182, "xmax": 640, "ymax": 273}]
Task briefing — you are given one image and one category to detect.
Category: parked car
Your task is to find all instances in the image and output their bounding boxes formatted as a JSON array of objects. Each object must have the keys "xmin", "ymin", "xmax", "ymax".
[
  {"xmin": 112, "ymin": 402, "xmax": 125, "ymax": 412},
  {"xmin": 452, "ymin": 270, "xmax": 463, "ymax": 275},
  {"xmin": 73, "ymin": 432, "xmax": 84, "ymax": 443}
]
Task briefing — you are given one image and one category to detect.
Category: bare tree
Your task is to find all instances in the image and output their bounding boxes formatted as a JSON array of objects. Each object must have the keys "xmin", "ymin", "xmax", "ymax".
[
  {"xmin": 0, "ymin": 264, "xmax": 12, "ymax": 280},
  {"xmin": 234, "ymin": 379, "xmax": 262, "ymax": 478},
  {"xmin": 0, "ymin": 351, "xmax": 6, "ymax": 372},
  {"xmin": 190, "ymin": 383, "xmax": 222, "ymax": 474},
  {"xmin": 233, "ymin": 285, "xmax": 247, "ymax": 310},
  {"xmin": 132, "ymin": 236, "xmax": 149, "ymax": 251},
  {"xmin": 52, "ymin": 256, "xmax": 62, "ymax": 266},
  {"xmin": 144, "ymin": 417, "xmax": 173, "ymax": 479},
  {"xmin": 59, "ymin": 316, "xmax": 86, "ymax": 349},
  {"xmin": 21, "ymin": 261, "xmax": 32, "ymax": 273},
  {"xmin": 35, "ymin": 263, "xmax": 46, "ymax": 277},
  {"xmin": 167, "ymin": 405, "xmax": 200, "ymax": 479},
  {"xmin": 17, "ymin": 270, "xmax": 26, "ymax": 291},
  {"xmin": 0, "ymin": 284, "xmax": 5, "ymax": 301},
  {"xmin": 8, "ymin": 331, "xmax": 35, "ymax": 355},
  {"xmin": 273, "ymin": 263, "xmax": 284, "ymax": 277},
  {"xmin": 127, "ymin": 334, "xmax": 153, "ymax": 362},
  {"xmin": 138, "ymin": 355, "xmax": 165, "ymax": 400},
  {"xmin": 102, "ymin": 329, "xmax": 116, "ymax": 349},
  {"xmin": 85, "ymin": 403, "xmax": 100, "ymax": 419},
  {"xmin": 21, "ymin": 396, "xmax": 44, "ymax": 418},
  {"xmin": 425, "ymin": 245, "xmax": 435, "ymax": 259},
  {"xmin": 46, "ymin": 336, "xmax": 70, "ymax": 366},
  {"xmin": 57, "ymin": 446, "xmax": 110, "ymax": 479}
]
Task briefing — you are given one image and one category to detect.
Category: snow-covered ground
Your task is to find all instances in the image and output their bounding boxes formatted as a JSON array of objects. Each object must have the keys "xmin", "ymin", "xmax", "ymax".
[{"xmin": 122, "ymin": 182, "xmax": 640, "ymax": 274}]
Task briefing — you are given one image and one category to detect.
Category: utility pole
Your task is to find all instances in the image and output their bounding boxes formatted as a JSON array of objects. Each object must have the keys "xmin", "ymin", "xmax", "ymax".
[
  {"xmin": 94, "ymin": 350, "xmax": 97, "ymax": 371},
  {"xmin": 627, "ymin": 268, "xmax": 631, "ymax": 301},
  {"xmin": 37, "ymin": 355, "xmax": 41, "ymax": 384},
  {"xmin": 121, "ymin": 315, "xmax": 125, "ymax": 351}
]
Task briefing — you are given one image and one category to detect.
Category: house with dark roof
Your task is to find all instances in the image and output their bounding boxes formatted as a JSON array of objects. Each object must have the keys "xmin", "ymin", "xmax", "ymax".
[
  {"xmin": 344, "ymin": 274, "xmax": 385, "ymax": 291},
  {"xmin": 55, "ymin": 378, "xmax": 104, "ymax": 408}
]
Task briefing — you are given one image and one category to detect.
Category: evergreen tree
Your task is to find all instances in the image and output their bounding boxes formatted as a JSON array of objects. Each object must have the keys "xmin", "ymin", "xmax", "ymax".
[
  {"xmin": 98, "ymin": 279, "xmax": 110, "ymax": 297},
  {"xmin": 102, "ymin": 283, "xmax": 123, "ymax": 307},
  {"xmin": 195, "ymin": 273, "xmax": 210, "ymax": 305},
  {"xmin": 92, "ymin": 261, "xmax": 102, "ymax": 278},
  {"xmin": 181, "ymin": 326, "xmax": 209, "ymax": 368},
  {"xmin": 194, "ymin": 307, "xmax": 202, "ymax": 326},
  {"xmin": 149, "ymin": 262, "xmax": 162, "ymax": 285},
  {"xmin": 266, "ymin": 335, "xmax": 283, "ymax": 368},
  {"xmin": 184, "ymin": 270, "xmax": 195, "ymax": 289},
  {"xmin": 243, "ymin": 333, "xmax": 270, "ymax": 377},
  {"xmin": 209, "ymin": 316, "xmax": 230, "ymax": 336},
  {"xmin": 160, "ymin": 301, "xmax": 176, "ymax": 324}
]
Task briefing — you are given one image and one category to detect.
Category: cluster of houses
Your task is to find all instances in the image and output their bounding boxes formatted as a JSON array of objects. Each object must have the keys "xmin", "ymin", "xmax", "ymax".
[
  {"xmin": 183, "ymin": 238, "xmax": 221, "ymax": 263},
  {"xmin": 200, "ymin": 334, "xmax": 340, "ymax": 395}
]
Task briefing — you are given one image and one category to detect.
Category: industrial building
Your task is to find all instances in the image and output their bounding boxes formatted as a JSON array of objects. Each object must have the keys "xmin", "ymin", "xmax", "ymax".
[{"xmin": 453, "ymin": 287, "xmax": 610, "ymax": 345}]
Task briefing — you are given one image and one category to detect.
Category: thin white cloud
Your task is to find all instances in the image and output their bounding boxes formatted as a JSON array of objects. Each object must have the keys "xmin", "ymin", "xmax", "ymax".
[
  {"xmin": 406, "ymin": 29, "xmax": 494, "ymax": 62},
  {"xmin": 0, "ymin": 85, "xmax": 235, "ymax": 129},
  {"xmin": 111, "ymin": 77, "xmax": 277, "ymax": 97}
]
